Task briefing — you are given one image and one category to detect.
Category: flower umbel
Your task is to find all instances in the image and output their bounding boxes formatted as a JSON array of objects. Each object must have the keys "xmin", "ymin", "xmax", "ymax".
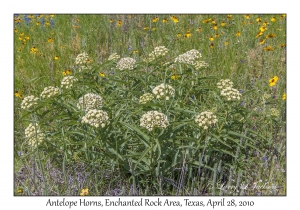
[
  {"xmin": 152, "ymin": 84, "xmax": 175, "ymax": 100},
  {"xmin": 21, "ymin": 95, "xmax": 39, "ymax": 109},
  {"xmin": 195, "ymin": 111, "xmax": 218, "ymax": 130},
  {"xmin": 116, "ymin": 57, "xmax": 136, "ymax": 70},
  {"xmin": 140, "ymin": 111, "xmax": 169, "ymax": 131},
  {"xmin": 217, "ymin": 79, "xmax": 233, "ymax": 89},
  {"xmin": 77, "ymin": 93, "xmax": 103, "ymax": 111},
  {"xmin": 25, "ymin": 123, "xmax": 45, "ymax": 147},
  {"xmin": 174, "ymin": 49, "xmax": 207, "ymax": 70},
  {"xmin": 139, "ymin": 93, "xmax": 154, "ymax": 104},
  {"xmin": 220, "ymin": 87, "xmax": 242, "ymax": 101},
  {"xmin": 147, "ymin": 46, "xmax": 169, "ymax": 62},
  {"xmin": 40, "ymin": 86, "xmax": 59, "ymax": 98},
  {"xmin": 81, "ymin": 109, "xmax": 109, "ymax": 128},
  {"xmin": 270, "ymin": 108, "xmax": 280, "ymax": 117},
  {"xmin": 194, "ymin": 61, "xmax": 209, "ymax": 70},
  {"xmin": 61, "ymin": 76, "xmax": 78, "ymax": 89},
  {"xmin": 75, "ymin": 52, "xmax": 90, "ymax": 65},
  {"xmin": 174, "ymin": 49, "xmax": 202, "ymax": 65}
]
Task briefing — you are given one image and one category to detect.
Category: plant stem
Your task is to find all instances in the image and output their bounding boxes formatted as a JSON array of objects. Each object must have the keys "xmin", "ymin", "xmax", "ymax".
[{"xmin": 197, "ymin": 129, "xmax": 209, "ymax": 189}]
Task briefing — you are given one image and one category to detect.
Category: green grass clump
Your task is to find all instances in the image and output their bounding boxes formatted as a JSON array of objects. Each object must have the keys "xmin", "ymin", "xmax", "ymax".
[{"xmin": 14, "ymin": 14, "xmax": 286, "ymax": 196}]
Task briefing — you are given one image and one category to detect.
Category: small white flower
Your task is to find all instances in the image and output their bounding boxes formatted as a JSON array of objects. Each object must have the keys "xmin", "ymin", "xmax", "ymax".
[
  {"xmin": 21, "ymin": 95, "xmax": 39, "ymax": 109},
  {"xmin": 61, "ymin": 76, "xmax": 78, "ymax": 89},
  {"xmin": 139, "ymin": 93, "xmax": 154, "ymax": 104},
  {"xmin": 146, "ymin": 46, "xmax": 169, "ymax": 62},
  {"xmin": 75, "ymin": 52, "xmax": 90, "ymax": 65},
  {"xmin": 140, "ymin": 111, "xmax": 169, "ymax": 131},
  {"xmin": 217, "ymin": 79, "xmax": 234, "ymax": 89},
  {"xmin": 174, "ymin": 49, "xmax": 207, "ymax": 69},
  {"xmin": 116, "ymin": 57, "xmax": 136, "ymax": 70},
  {"xmin": 40, "ymin": 86, "xmax": 59, "ymax": 98},
  {"xmin": 81, "ymin": 109, "xmax": 109, "ymax": 128},
  {"xmin": 270, "ymin": 108, "xmax": 280, "ymax": 117},
  {"xmin": 25, "ymin": 123, "xmax": 44, "ymax": 147},
  {"xmin": 152, "ymin": 84, "xmax": 175, "ymax": 100},
  {"xmin": 220, "ymin": 87, "xmax": 241, "ymax": 101},
  {"xmin": 77, "ymin": 93, "xmax": 103, "ymax": 111},
  {"xmin": 195, "ymin": 111, "xmax": 218, "ymax": 129}
]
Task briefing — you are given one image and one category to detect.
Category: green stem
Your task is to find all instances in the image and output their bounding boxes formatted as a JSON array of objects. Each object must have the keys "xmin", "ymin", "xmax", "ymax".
[
  {"xmin": 197, "ymin": 129, "xmax": 209, "ymax": 188},
  {"xmin": 150, "ymin": 137, "xmax": 154, "ymax": 169},
  {"xmin": 33, "ymin": 119, "xmax": 48, "ymax": 195},
  {"xmin": 61, "ymin": 127, "xmax": 67, "ymax": 184},
  {"xmin": 218, "ymin": 110, "xmax": 228, "ymax": 132}
]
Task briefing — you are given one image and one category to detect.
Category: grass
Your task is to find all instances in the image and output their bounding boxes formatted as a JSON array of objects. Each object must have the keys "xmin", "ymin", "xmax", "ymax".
[{"xmin": 14, "ymin": 14, "xmax": 286, "ymax": 196}]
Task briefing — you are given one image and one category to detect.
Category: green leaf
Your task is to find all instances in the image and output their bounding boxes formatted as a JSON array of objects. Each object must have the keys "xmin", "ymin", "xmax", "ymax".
[
  {"xmin": 227, "ymin": 130, "xmax": 262, "ymax": 154},
  {"xmin": 247, "ymin": 129, "xmax": 267, "ymax": 141},
  {"xmin": 107, "ymin": 147, "xmax": 124, "ymax": 162},
  {"xmin": 133, "ymin": 146, "xmax": 152, "ymax": 170},
  {"xmin": 120, "ymin": 122, "xmax": 150, "ymax": 147},
  {"xmin": 226, "ymin": 136, "xmax": 245, "ymax": 148},
  {"xmin": 211, "ymin": 134, "xmax": 232, "ymax": 149},
  {"xmin": 192, "ymin": 161, "xmax": 215, "ymax": 172},
  {"xmin": 244, "ymin": 142, "xmax": 263, "ymax": 154},
  {"xmin": 227, "ymin": 130, "xmax": 253, "ymax": 142},
  {"xmin": 219, "ymin": 149, "xmax": 236, "ymax": 158},
  {"xmin": 154, "ymin": 138, "xmax": 161, "ymax": 160}
]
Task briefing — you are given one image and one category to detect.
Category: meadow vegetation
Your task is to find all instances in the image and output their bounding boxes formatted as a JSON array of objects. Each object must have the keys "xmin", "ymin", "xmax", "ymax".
[{"xmin": 14, "ymin": 14, "xmax": 286, "ymax": 196}]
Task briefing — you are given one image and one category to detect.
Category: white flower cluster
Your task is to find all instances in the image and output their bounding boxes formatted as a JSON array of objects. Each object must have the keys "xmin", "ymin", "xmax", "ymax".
[
  {"xmin": 195, "ymin": 111, "xmax": 218, "ymax": 130},
  {"xmin": 147, "ymin": 46, "xmax": 169, "ymax": 62},
  {"xmin": 77, "ymin": 93, "xmax": 103, "ymax": 111},
  {"xmin": 152, "ymin": 84, "xmax": 175, "ymax": 100},
  {"xmin": 194, "ymin": 60, "xmax": 209, "ymax": 70},
  {"xmin": 116, "ymin": 57, "xmax": 136, "ymax": 70},
  {"xmin": 81, "ymin": 109, "xmax": 109, "ymax": 128},
  {"xmin": 75, "ymin": 52, "xmax": 89, "ymax": 65},
  {"xmin": 263, "ymin": 93, "xmax": 271, "ymax": 99},
  {"xmin": 40, "ymin": 86, "xmax": 59, "ymax": 98},
  {"xmin": 174, "ymin": 49, "xmax": 202, "ymax": 65},
  {"xmin": 220, "ymin": 87, "xmax": 242, "ymax": 101},
  {"xmin": 61, "ymin": 76, "xmax": 78, "ymax": 89},
  {"xmin": 139, "ymin": 93, "xmax": 154, "ymax": 104},
  {"xmin": 270, "ymin": 108, "xmax": 280, "ymax": 117},
  {"xmin": 140, "ymin": 111, "xmax": 169, "ymax": 131},
  {"xmin": 21, "ymin": 95, "xmax": 39, "ymax": 109},
  {"xmin": 25, "ymin": 123, "xmax": 45, "ymax": 147},
  {"xmin": 108, "ymin": 53, "xmax": 120, "ymax": 61},
  {"xmin": 217, "ymin": 79, "xmax": 233, "ymax": 89}
]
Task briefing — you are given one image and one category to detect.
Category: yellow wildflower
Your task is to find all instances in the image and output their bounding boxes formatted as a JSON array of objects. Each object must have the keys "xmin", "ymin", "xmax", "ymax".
[
  {"xmin": 269, "ymin": 76, "xmax": 278, "ymax": 87},
  {"xmin": 80, "ymin": 188, "xmax": 89, "ymax": 196},
  {"xmin": 171, "ymin": 74, "xmax": 180, "ymax": 80},
  {"xmin": 270, "ymin": 17, "xmax": 276, "ymax": 22},
  {"xmin": 264, "ymin": 46, "xmax": 274, "ymax": 51},
  {"xmin": 152, "ymin": 17, "xmax": 159, "ymax": 22}
]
